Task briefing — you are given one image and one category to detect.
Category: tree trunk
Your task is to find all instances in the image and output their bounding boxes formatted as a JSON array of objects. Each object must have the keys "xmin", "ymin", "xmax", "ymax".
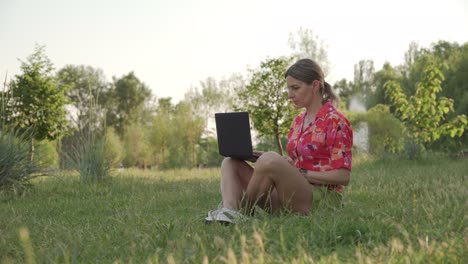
[
  {"xmin": 274, "ymin": 129, "xmax": 283, "ymax": 156},
  {"xmin": 30, "ymin": 137, "xmax": 35, "ymax": 163}
]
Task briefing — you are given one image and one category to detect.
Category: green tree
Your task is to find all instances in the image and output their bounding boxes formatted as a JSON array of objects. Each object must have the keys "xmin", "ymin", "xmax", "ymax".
[
  {"xmin": 333, "ymin": 78, "xmax": 353, "ymax": 109},
  {"xmin": 288, "ymin": 28, "xmax": 330, "ymax": 76},
  {"xmin": 149, "ymin": 97, "xmax": 173, "ymax": 166},
  {"xmin": 104, "ymin": 127, "xmax": 124, "ymax": 168},
  {"xmin": 237, "ymin": 57, "xmax": 298, "ymax": 155},
  {"xmin": 385, "ymin": 63, "xmax": 467, "ymax": 149},
  {"xmin": 6, "ymin": 45, "xmax": 68, "ymax": 161},
  {"xmin": 171, "ymin": 101, "xmax": 205, "ymax": 167},
  {"xmin": 105, "ymin": 72, "xmax": 152, "ymax": 136},
  {"xmin": 122, "ymin": 122, "xmax": 150, "ymax": 168},
  {"xmin": 353, "ymin": 60, "xmax": 375, "ymax": 108},
  {"xmin": 56, "ymin": 65, "xmax": 109, "ymax": 132},
  {"xmin": 367, "ymin": 62, "xmax": 401, "ymax": 108}
]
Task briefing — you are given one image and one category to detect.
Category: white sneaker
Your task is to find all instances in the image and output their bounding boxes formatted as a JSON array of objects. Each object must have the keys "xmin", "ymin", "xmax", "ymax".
[
  {"xmin": 205, "ymin": 207, "xmax": 242, "ymax": 225},
  {"xmin": 205, "ymin": 208, "xmax": 222, "ymax": 222}
]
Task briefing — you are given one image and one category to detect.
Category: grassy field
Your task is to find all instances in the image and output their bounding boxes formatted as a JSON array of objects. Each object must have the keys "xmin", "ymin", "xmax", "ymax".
[{"xmin": 0, "ymin": 155, "xmax": 467, "ymax": 263}]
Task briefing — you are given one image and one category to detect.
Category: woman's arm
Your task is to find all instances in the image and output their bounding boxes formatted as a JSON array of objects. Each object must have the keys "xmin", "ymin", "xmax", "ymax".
[{"xmin": 300, "ymin": 168, "xmax": 351, "ymax": 186}]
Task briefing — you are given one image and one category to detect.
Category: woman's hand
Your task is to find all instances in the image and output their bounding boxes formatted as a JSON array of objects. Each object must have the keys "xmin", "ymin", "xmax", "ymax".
[
  {"xmin": 302, "ymin": 169, "xmax": 351, "ymax": 186},
  {"xmin": 247, "ymin": 150, "xmax": 265, "ymax": 162},
  {"xmin": 253, "ymin": 150, "xmax": 265, "ymax": 157}
]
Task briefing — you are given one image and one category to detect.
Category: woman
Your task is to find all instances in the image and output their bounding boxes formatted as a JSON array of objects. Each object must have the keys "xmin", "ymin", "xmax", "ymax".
[{"xmin": 205, "ymin": 58, "xmax": 353, "ymax": 224}]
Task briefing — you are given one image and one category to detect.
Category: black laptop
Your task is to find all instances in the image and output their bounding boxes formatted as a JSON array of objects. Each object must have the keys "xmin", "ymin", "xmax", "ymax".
[{"xmin": 214, "ymin": 112, "xmax": 260, "ymax": 161}]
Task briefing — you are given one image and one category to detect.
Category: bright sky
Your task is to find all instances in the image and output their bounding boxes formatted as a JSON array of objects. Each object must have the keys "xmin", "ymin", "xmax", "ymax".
[{"xmin": 1, "ymin": 0, "xmax": 467, "ymax": 103}]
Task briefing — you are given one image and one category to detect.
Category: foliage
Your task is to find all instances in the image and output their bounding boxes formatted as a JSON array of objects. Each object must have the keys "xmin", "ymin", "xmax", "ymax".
[
  {"xmin": 385, "ymin": 63, "xmax": 467, "ymax": 150},
  {"xmin": 366, "ymin": 105, "xmax": 405, "ymax": 154},
  {"xmin": 353, "ymin": 60, "xmax": 375, "ymax": 108},
  {"xmin": 333, "ymin": 78, "xmax": 354, "ymax": 109},
  {"xmin": 0, "ymin": 157, "xmax": 466, "ymax": 262},
  {"xmin": 346, "ymin": 106, "xmax": 405, "ymax": 156},
  {"xmin": 147, "ymin": 98, "xmax": 207, "ymax": 169},
  {"xmin": 149, "ymin": 98, "xmax": 173, "ymax": 167},
  {"xmin": 67, "ymin": 132, "xmax": 110, "ymax": 182},
  {"xmin": 34, "ymin": 140, "xmax": 59, "ymax": 170},
  {"xmin": 56, "ymin": 65, "xmax": 109, "ymax": 132},
  {"xmin": 196, "ymin": 137, "xmax": 223, "ymax": 167},
  {"xmin": 237, "ymin": 57, "xmax": 298, "ymax": 155},
  {"xmin": 105, "ymin": 72, "xmax": 152, "ymax": 136},
  {"xmin": 170, "ymin": 101, "xmax": 205, "ymax": 168},
  {"xmin": 288, "ymin": 28, "xmax": 330, "ymax": 76},
  {"xmin": 104, "ymin": 127, "xmax": 124, "ymax": 168},
  {"xmin": 0, "ymin": 129, "xmax": 38, "ymax": 190},
  {"xmin": 367, "ymin": 62, "xmax": 401, "ymax": 108},
  {"xmin": 5, "ymin": 45, "xmax": 68, "ymax": 161},
  {"xmin": 122, "ymin": 123, "xmax": 150, "ymax": 168}
]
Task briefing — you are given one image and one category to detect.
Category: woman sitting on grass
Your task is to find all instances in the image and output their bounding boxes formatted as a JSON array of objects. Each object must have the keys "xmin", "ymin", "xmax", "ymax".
[{"xmin": 205, "ymin": 58, "xmax": 353, "ymax": 225}]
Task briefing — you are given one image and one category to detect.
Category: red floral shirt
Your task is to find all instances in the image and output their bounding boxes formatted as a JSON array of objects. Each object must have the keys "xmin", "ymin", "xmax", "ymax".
[{"xmin": 287, "ymin": 101, "xmax": 353, "ymax": 192}]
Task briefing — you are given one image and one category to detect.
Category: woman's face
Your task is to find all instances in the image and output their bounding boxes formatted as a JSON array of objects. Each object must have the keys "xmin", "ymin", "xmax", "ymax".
[{"xmin": 286, "ymin": 75, "xmax": 319, "ymax": 109}]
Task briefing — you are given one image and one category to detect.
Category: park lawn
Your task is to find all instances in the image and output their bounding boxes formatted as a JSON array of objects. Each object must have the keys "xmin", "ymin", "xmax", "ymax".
[{"xmin": 0, "ymin": 155, "xmax": 467, "ymax": 263}]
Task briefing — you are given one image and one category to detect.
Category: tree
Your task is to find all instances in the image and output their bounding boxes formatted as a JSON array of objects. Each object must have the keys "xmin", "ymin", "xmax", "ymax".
[
  {"xmin": 237, "ymin": 57, "xmax": 298, "ymax": 155},
  {"xmin": 104, "ymin": 127, "xmax": 124, "ymax": 168},
  {"xmin": 352, "ymin": 60, "xmax": 375, "ymax": 108},
  {"xmin": 367, "ymin": 62, "xmax": 401, "ymax": 108},
  {"xmin": 333, "ymin": 78, "xmax": 353, "ymax": 109},
  {"xmin": 122, "ymin": 122, "xmax": 150, "ymax": 168},
  {"xmin": 171, "ymin": 101, "xmax": 205, "ymax": 167},
  {"xmin": 6, "ymin": 45, "xmax": 68, "ymax": 161},
  {"xmin": 56, "ymin": 65, "xmax": 109, "ymax": 132},
  {"xmin": 395, "ymin": 41, "xmax": 468, "ymax": 151},
  {"xmin": 149, "ymin": 97, "xmax": 173, "ymax": 166},
  {"xmin": 105, "ymin": 72, "xmax": 152, "ymax": 136},
  {"xmin": 385, "ymin": 63, "xmax": 467, "ymax": 150},
  {"xmin": 288, "ymin": 28, "xmax": 330, "ymax": 76}
]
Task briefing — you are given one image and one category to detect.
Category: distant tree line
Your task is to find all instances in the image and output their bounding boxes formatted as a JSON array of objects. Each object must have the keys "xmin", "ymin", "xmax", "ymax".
[
  {"xmin": 334, "ymin": 40, "xmax": 467, "ymax": 154},
  {"xmin": 1, "ymin": 35, "xmax": 467, "ymax": 171}
]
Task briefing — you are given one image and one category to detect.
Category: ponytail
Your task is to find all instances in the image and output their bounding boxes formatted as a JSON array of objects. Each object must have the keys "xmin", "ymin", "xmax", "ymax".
[{"xmin": 322, "ymin": 81, "xmax": 339, "ymax": 105}]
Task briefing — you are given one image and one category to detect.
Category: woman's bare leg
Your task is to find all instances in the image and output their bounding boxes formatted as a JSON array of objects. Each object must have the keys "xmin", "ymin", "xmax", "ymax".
[
  {"xmin": 245, "ymin": 152, "xmax": 312, "ymax": 214},
  {"xmin": 220, "ymin": 158, "xmax": 254, "ymax": 210}
]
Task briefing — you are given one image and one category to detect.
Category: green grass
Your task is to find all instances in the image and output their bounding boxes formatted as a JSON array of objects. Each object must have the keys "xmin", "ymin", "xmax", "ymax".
[{"xmin": 0, "ymin": 155, "xmax": 467, "ymax": 263}]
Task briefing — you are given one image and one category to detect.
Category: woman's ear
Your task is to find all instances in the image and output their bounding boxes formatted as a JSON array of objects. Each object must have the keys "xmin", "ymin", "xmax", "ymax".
[{"xmin": 312, "ymin": 80, "xmax": 321, "ymax": 95}]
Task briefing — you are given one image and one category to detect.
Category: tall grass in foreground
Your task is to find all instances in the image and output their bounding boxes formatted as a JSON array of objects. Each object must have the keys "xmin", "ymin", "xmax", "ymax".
[
  {"xmin": 0, "ymin": 156, "xmax": 466, "ymax": 263},
  {"xmin": 0, "ymin": 129, "xmax": 38, "ymax": 191},
  {"xmin": 66, "ymin": 134, "xmax": 110, "ymax": 183}
]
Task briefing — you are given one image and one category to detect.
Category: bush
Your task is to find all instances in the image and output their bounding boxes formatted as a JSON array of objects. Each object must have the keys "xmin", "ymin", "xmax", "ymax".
[
  {"xmin": 0, "ymin": 129, "xmax": 38, "ymax": 190},
  {"xmin": 67, "ymin": 134, "xmax": 110, "ymax": 182},
  {"xmin": 34, "ymin": 140, "xmax": 59, "ymax": 170},
  {"xmin": 366, "ymin": 104, "xmax": 405, "ymax": 155},
  {"xmin": 345, "ymin": 105, "xmax": 405, "ymax": 156},
  {"xmin": 104, "ymin": 127, "xmax": 124, "ymax": 168}
]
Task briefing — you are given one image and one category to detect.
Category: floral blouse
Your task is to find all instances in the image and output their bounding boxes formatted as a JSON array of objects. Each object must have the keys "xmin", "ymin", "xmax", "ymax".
[{"xmin": 287, "ymin": 101, "xmax": 353, "ymax": 192}]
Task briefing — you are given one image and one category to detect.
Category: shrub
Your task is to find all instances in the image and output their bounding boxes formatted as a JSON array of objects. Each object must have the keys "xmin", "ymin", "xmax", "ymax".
[
  {"xmin": 34, "ymin": 140, "xmax": 59, "ymax": 170},
  {"xmin": 345, "ymin": 105, "xmax": 405, "ymax": 156},
  {"xmin": 104, "ymin": 127, "xmax": 124, "ymax": 168},
  {"xmin": 366, "ymin": 104, "xmax": 405, "ymax": 155},
  {"xmin": 0, "ymin": 129, "xmax": 38, "ymax": 190},
  {"xmin": 67, "ymin": 134, "xmax": 110, "ymax": 182}
]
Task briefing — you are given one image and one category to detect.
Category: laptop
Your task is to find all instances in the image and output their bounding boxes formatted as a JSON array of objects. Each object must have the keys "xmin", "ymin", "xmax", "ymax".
[{"xmin": 214, "ymin": 112, "xmax": 260, "ymax": 161}]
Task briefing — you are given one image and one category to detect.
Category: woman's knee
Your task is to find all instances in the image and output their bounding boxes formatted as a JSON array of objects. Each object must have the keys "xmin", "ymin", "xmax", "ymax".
[
  {"xmin": 255, "ymin": 151, "xmax": 283, "ymax": 173},
  {"xmin": 221, "ymin": 157, "xmax": 242, "ymax": 169}
]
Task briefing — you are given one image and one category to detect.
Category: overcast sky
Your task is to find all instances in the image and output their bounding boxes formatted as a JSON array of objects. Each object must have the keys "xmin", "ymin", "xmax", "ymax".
[{"xmin": 1, "ymin": 0, "xmax": 467, "ymax": 103}]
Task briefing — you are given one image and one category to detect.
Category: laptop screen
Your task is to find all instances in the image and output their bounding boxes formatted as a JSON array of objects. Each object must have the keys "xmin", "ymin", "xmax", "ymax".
[{"xmin": 214, "ymin": 112, "xmax": 254, "ymax": 159}]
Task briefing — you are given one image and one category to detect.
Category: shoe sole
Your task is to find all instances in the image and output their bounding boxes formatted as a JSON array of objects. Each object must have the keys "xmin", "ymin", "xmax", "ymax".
[{"xmin": 204, "ymin": 220, "xmax": 233, "ymax": 226}]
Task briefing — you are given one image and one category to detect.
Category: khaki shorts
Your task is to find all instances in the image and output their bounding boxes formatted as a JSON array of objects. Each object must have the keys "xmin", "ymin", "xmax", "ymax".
[{"xmin": 311, "ymin": 186, "xmax": 344, "ymax": 211}]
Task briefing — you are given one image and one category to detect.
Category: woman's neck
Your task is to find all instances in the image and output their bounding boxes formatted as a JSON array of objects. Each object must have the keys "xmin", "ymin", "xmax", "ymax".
[{"xmin": 305, "ymin": 98, "xmax": 323, "ymax": 118}]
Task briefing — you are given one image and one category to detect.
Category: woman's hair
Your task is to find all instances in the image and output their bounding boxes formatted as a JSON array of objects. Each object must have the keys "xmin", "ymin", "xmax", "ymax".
[{"xmin": 284, "ymin": 58, "xmax": 338, "ymax": 104}]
